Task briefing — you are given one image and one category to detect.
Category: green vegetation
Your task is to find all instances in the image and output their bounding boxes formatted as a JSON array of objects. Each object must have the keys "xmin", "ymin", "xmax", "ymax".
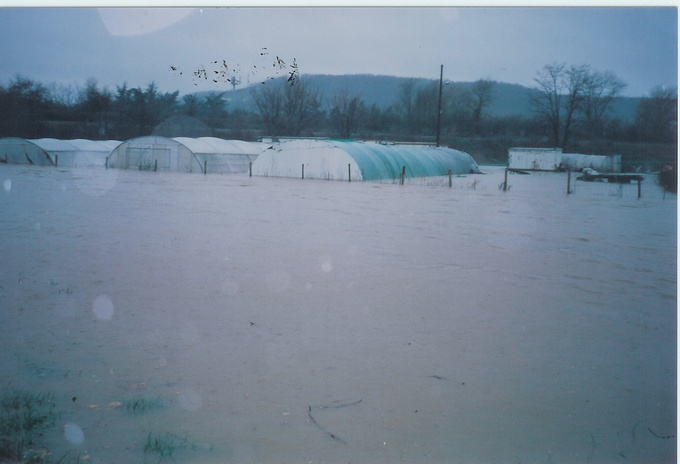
[
  {"xmin": 143, "ymin": 432, "xmax": 188, "ymax": 462},
  {"xmin": 0, "ymin": 389, "xmax": 58, "ymax": 461},
  {"xmin": 123, "ymin": 395, "xmax": 164, "ymax": 415},
  {"xmin": 0, "ymin": 388, "xmax": 207, "ymax": 464}
]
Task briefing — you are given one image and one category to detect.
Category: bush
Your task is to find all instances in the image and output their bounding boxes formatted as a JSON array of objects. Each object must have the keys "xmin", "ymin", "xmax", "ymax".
[{"xmin": 0, "ymin": 390, "xmax": 57, "ymax": 461}]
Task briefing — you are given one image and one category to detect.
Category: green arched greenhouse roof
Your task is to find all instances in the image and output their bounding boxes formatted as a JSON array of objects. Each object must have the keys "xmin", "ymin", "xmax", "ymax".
[
  {"xmin": 252, "ymin": 139, "xmax": 480, "ymax": 181},
  {"xmin": 329, "ymin": 141, "xmax": 479, "ymax": 180}
]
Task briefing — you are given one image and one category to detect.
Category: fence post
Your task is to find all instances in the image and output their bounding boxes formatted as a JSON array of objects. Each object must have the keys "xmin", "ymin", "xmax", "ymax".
[
  {"xmin": 154, "ymin": 159, "xmax": 158, "ymax": 172},
  {"xmin": 348, "ymin": 164, "xmax": 351, "ymax": 182},
  {"xmin": 503, "ymin": 168, "xmax": 508, "ymax": 191},
  {"xmin": 55, "ymin": 154, "xmax": 58, "ymax": 167},
  {"xmin": 637, "ymin": 178, "xmax": 641, "ymax": 198},
  {"xmin": 249, "ymin": 161, "xmax": 252, "ymax": 177},
  {"xmin": 448, "ymin": 170, "xmax": 452, "ymax": 188},
  {"xmin": 400, "ymin": 166, "xmax": 405, "ymax": 185},
  {"xmin": 302, "ymin": 164, "xmax": 305, "ymax": 179},
  {"xmin": 567, "ymin": 171, "xmax": 571, "ymax": 195},
  {"xmin": 204, "ymin": 160, "xmax": 207, "ymax": 174}
]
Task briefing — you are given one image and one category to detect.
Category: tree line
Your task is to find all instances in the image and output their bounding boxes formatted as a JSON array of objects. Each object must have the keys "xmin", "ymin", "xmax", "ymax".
[{"xmin": 0, "ymin": 64, "xmax": 675, "ymax": 152}]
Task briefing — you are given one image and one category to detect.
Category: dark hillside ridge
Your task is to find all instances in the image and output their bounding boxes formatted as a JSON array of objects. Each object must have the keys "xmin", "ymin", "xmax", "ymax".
[{"xmin": 201, "ymin": 74, "xmax": 639, "ymax": 121}]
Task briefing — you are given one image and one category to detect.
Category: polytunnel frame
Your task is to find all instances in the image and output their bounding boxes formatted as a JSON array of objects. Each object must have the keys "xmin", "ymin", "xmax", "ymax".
[
  {"xmin": 32, "ymin": 138, "xmax": 122, "ymax": 168},
  {"xmin": 0, "ymin": 137, "xmax": 55, "ymax": 166},
  {"xmin": 105, "ymin": 136, "xmax": 268, "ymax": 174},
  {"xmin": 105, "ymin": 136, "xmax": 205, "ymax": 173},
  {"xmin": 0, "ymin": 137, "xmax": 122, "ymax": 167}
]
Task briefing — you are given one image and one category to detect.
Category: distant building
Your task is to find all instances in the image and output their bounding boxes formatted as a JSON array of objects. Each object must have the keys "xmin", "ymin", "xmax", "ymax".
[{"xmin": 508, "ymin": 147, "xmax": 621, "ymax": 172}]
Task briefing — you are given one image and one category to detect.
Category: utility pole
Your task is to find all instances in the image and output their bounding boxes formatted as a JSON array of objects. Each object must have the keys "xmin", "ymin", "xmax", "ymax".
[{"xmin": 436, "ymin": 64, "xmax": 443, "ymax": 147}]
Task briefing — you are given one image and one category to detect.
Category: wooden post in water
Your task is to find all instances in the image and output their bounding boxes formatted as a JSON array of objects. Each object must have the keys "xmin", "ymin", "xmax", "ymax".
[
  {"xmin": 567, "ymin": 171, "xmax": 571, "ymax": 194},
  {"xmin": 400, "ymin": 166, "xmax": 406, "ymax": 185},
  {"xmin": 637, "ymin": 178, "xmax": 641, "ymax": 198},
  {"xmin": 55, "ymin": 154, "xmax": 58, "ymax": 167},
  {"xmin": 348, "ymin": 164, "xmax": 351, "ymax": 182},
  {"xmin": 249, "ymin": 161, "xmax": 252, "ymax": 177},
  {"xmin": 302, "ymin": 164, "xmax": 305, "ymax": 179},
  {"xmin": 448, "ymin": 170, "xmax": 452, "ymax": 188},
  {"xmin": 154, "ymin": 159, "xmax": 158, "ymax": 172},
  {"xmin": 503, "ymin": 168, "xmax": 508, "ymax": 191},
  {"xmin": 204, "ymin": 160, "xmax": 207, "ymax": 174}
]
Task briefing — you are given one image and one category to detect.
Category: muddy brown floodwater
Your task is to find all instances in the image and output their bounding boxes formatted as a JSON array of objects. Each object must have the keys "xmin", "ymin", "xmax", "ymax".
[{"xmin": 0, "ymin": 165, "xmax": 675, "ymax": 463}]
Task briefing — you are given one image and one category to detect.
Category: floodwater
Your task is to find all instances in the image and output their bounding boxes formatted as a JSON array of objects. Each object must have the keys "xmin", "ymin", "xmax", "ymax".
[{"xmin": 0, "ymin": 164, "xmax": 676, "ymax": 464}]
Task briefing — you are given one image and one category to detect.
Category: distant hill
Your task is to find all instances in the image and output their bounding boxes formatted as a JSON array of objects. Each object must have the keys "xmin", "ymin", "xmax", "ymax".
[{"xmin": 203, "ymin": 74, "xmax": 639, "ymax": 122}]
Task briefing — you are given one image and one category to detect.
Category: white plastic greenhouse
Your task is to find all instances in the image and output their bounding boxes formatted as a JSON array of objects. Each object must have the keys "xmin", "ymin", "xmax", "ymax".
[
  {"xmin": 0, "ymin": 137, "xmax": 121, "ymax": 167},
  {"xmin": 251, "ymin": 139, "xmax": 480, "ymax": 181},
  {"xmin": 105, "ymin": 136, "xmax": 269, "ymax": 173}
]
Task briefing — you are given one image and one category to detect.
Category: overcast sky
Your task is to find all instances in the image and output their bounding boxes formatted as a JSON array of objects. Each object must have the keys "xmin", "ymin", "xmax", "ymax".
[{"xmin": 0, "ymin": 7, "xmax": 676, "ymax": 98}]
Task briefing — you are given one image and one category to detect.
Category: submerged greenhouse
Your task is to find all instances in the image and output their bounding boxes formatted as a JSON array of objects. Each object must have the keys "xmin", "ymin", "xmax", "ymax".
[
  {"xmin": 106, "ymin": 136, "xmax": 269, "ymax": 173},
  {"xmin": 252, "ymin": 139, "xmax": 480, "ymax": 181},
  {"xmin": 0, "ymin": 138, "xmax": 120, "ymax": 167}
]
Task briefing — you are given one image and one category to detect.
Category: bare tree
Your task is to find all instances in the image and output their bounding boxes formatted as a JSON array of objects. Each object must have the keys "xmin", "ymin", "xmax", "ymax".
[
  {"xmin": 76, "ymin": 78, "xmax": 113, "ymax": 138},
  {"xmin": 412, "ymin": 81, "xmax": 439, "ymax": 135},
  {"xmin": 532, "ymin": 63, "xmax": 596, "ymax": 149},
  {"xmin": 397, "ymin": 78, "xmax": 418, "ymax": 133},
  {"xmin": 561, "ymin": 64, "xmax": 590, "ymax": 149},
  {"xmin": 445, "ymin": 84, "xmax": 474, "ymax": 137},
  {"xmin": 635, "ymin": 85, "xmax": 678, "ymax": 143},
  {"xmin": 532, "ymin": 62, "xmax": 566, "ymax": 147},
  {"xmin": 252, "ymin": 84, "xmax": 284, "ymax": 135},
  {"xmin": 252, "ymin": 79, "xmax": 323, "ymax": 136},
  {"xmin": 282, "ymin": 80, "xmax": 323, "ymax": 136},
  {"xmin": 468, "ymin": 79, "xmax": 495, "ymax": 135},
  {"xmin": 328, "ymin": 89, "xmax": 365, "ymax": 139},
  {"xmin": 581, "ymin": 70, "xmax": 627, "ymax": 138}
]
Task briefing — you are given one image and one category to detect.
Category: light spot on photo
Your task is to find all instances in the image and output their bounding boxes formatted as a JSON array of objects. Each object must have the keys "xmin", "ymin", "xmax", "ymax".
[{"xmin": 92, "ymin": 294, "xmax": 114, "ymax": 321}]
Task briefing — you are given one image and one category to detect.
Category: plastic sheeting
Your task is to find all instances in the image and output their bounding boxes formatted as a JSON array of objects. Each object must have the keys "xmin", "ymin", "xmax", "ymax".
[
  {"xmin": 106, "ymin": 136, "xmax": 268, "ymax": 173},
  {"xmin": 252, "ymin": 139, "xmax": 480, "ymax": 181},
  {"xmin": 174, "ymin": 137, "xmax": 269, "ymax": 174},
  {"xmin": 0, "ymin": 137, "xmax": 120, "ymax": 167},
  {"xmin": 34, "ymin": 139, "xmax": 121, "ymax": 167}
]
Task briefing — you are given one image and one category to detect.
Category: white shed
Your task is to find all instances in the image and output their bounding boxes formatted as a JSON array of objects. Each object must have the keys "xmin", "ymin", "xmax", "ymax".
[{"xmin": 508, "ymin": 147, "xmax": 563, "ymax": 171}]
